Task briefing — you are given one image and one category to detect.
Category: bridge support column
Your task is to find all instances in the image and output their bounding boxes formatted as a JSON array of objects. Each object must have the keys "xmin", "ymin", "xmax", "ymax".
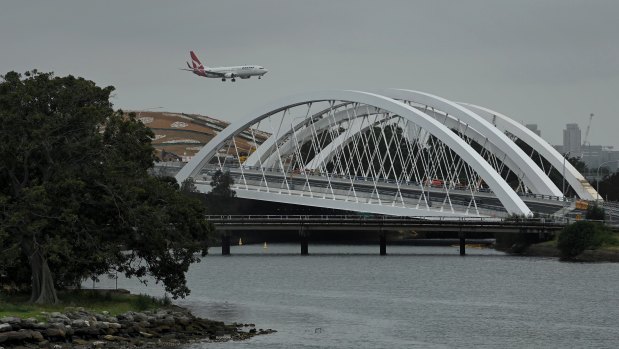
[
  {"xmin": 459, "ymin": 230, "xmax": 466, "ymax": 256},
  {"xmin": 221, "ymin": 232, "xmax": 231, "ymax": 256},
  {"xmin": 300, "ymin": 228, "xmax": 309, "ymax": 256},
  {"xmin": 379, "ymin": 231, "xmax": 387, "ymax": 256}
]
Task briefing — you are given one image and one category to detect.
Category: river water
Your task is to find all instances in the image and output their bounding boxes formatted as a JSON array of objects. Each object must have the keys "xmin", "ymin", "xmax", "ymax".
[{"xmin": 95, "ymin": 244, "xmax": 619, "ymax": 348}]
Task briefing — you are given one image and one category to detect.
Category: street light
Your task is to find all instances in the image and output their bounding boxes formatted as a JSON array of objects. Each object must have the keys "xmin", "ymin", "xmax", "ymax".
[
  {"xmin": 562, "ymin": 151, "xmax": 570, "ymax": 198},
  {"xmin": 596, "ymin": 160, "xmax": 619, "ymax": 201}
]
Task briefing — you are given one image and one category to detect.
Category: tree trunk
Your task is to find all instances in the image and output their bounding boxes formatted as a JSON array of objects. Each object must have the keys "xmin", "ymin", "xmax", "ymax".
[{"xmin": 22, "ymin": 240, "xmax": 59, "ymax": 304}]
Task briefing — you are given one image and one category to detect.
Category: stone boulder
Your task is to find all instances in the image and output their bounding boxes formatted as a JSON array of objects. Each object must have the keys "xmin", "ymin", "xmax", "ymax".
[{"xmin": 0, "ymin": 324, "xmax": 11, "ymax": 333}]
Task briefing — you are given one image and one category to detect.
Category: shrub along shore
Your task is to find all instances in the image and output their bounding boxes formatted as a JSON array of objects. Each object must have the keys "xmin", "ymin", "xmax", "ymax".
[
  {"xmin": 518, "ymin": 221, "xmax": 619, "ymax": 262},
  {"xmin": 0, "ymin": 290, "xmax": 275, "ymax": 348}
]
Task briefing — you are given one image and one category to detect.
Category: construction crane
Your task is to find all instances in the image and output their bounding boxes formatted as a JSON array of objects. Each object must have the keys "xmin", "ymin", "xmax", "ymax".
[{"xmin": 582, "ymin": 113, "xmax": 594, "ymax": 157}]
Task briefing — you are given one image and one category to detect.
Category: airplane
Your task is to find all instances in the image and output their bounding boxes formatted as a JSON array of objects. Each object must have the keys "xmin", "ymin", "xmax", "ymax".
[{"xmin": 181, "ymin": 51, "xmax": 268, "ymax": 82}]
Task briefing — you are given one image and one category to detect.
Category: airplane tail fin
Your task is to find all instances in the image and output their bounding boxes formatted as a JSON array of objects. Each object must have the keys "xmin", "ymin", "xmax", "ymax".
[{"xmin": 190, "ymin": 51, "xmax": 207, "ymax": 70}]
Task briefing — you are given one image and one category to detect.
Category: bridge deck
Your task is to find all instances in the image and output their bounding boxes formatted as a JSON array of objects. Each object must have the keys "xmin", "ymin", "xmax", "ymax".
[{"xmin": 207, "ymin": 215, "xmax": 566, "ymax": 233}]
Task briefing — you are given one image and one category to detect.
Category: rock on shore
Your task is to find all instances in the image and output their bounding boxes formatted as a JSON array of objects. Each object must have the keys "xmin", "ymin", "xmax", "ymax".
[{"xmin": 0, "ymin": 306, "xmax": 275, "ymax": 348}]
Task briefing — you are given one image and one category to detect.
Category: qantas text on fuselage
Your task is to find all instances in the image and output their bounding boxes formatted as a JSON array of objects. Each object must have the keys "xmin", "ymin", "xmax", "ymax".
[{"xmin": 181, "ymin": 51, "xmax": 268, "ymax": 82}]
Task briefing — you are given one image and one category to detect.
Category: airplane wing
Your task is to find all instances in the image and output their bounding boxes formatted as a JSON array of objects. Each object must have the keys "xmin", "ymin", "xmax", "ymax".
[
  {"xmin": 200, "ymin": 69, "xmax": 226, "ymax": 77},
  {"xmin": 179, "ymin": 66, "xmax": 227, "ymax": 77}
]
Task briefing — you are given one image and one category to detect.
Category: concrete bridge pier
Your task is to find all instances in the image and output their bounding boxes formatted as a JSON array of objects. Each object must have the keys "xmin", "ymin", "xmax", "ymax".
[
  {"xmin": 379, "ymin": 230, "xmax": 387, "ymax": 256},
  {"xmin": 300, "ymin": 227, "xmax": 309, "ymax": 255},
  {"xmin": 221, "ymin": 231, "xmax": 231, "ymax": 256},
  {"xmin": 459, "ymin": 230, "xmax": 466, "ymax": 256}
]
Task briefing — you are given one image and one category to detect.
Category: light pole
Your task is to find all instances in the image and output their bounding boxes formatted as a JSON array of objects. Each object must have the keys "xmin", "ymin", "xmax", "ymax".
[
  {"xmin": 596, "ymin": 160, "xmax": 619, "ymax": 201},
  {"xmin": 562, "ymin": 151, "xmax": 570, "ymax": 198}
]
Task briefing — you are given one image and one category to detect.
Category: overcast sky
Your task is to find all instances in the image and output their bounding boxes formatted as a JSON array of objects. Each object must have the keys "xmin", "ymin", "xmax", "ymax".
[{"xmin": 2, "ymin": 0, "xmax": 618, "ymax": 147}]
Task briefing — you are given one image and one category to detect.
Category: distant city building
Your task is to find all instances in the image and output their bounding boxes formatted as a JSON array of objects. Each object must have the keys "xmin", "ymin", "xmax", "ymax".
[
  {"xmin": 582, "ymin": 145, "xmax": 619, "ymax": 174},
  {"xmin": 525, "ymin": 124, "xmax": 541, "ymax": 136},
  {"xmin": 552, "ymin": 122, "xmax": 619, "ymax": 177},
  {"xmin": 563, "ymin": 123, "xmax": 581, "ymax": 156}
]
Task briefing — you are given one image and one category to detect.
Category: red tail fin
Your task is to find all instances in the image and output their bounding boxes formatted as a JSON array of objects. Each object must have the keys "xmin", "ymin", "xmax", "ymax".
[{"xmin": 190, "ymin": 51, "xmax": 205, "ymax": 70}]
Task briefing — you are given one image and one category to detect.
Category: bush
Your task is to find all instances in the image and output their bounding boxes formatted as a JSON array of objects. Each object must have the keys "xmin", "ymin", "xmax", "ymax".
[
  {"xmin": 557, "ymin": 221, "xmax": 615, "ymax": 258},
  {"xmin": 586, "ymin": 204, "xmax": 605, "ymax": 220}
]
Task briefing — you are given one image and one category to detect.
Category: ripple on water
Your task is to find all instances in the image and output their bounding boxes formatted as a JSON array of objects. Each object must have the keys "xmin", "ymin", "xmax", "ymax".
[{"xmin": 91, "ymin": 244, "xmax": 619, "ymax": 349}]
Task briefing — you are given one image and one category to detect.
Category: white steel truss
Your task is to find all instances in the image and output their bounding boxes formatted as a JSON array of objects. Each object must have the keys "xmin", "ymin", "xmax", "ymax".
[
  {"xmin": 460, "ymin": 103, "xmax": 599, "ymax": 200},
  {"xmin": 176, "ymin": 90, "xmax": 541, "ymax": 217}
]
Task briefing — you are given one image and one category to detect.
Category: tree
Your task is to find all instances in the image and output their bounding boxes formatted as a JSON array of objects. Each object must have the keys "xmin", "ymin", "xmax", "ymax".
[
  {"xmin": 204, "ymin": 170, "xmax": 237, "ymax": 215},
  {"xmin": 557, "ymin": 221, "xmax": 597, "ymax": 258},
  {"xmin": 180, "ymin": 177, "xmax": 198, "ymax": 194},
  {"xmin": 586, "ymin": 203, "xmax": 605, "ymax": 221},
  {"xmin": 0, "ymin": 71, "xmax": 211, "ymax": 304},
  {"xmin": 595, "ymin": 172, "xmax": 619, "ymax": 201},
  {"xmin": 557, "ymin": 221, "xmax": 614, "ymax": 258},
  {"xmin": 209, "ymin": 170, "xmax": 236, "ymax": 198}
]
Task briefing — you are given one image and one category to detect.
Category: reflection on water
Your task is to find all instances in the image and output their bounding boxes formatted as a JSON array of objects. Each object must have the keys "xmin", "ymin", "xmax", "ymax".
[
  {"xmin": 198, "ymin": 301, "xmax": 247, "ymax": 320},
  {"xmin": 93, "ymin": 244, "xmax": 619, "ymax": 349}
]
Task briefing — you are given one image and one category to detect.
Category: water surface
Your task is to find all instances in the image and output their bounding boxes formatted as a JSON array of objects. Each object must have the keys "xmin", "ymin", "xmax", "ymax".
[{"xmin": 95, "ymin": 244, "xmax": 619, "ymax": 348}]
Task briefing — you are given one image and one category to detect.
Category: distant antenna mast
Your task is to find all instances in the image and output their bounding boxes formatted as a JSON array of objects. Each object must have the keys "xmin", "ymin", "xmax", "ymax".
[{"xmin": 582, "ymin": 113, "xmax": 594, "ymax": 157}]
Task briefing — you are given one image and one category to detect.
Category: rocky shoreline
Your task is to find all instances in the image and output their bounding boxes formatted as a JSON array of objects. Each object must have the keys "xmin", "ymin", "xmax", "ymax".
[{"xmin": 0, "ymin": 306, "xmax": 275, "ymax": 348}]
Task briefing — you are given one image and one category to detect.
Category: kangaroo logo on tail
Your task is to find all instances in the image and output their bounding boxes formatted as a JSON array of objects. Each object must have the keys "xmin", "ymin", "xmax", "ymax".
[
  {"xmin": 188, "ymin": 51, "xmax": 207, "ymax": 76},
  {"xmin": 190, "ymin": 51, "xmax": 205, "ymax": 69}
]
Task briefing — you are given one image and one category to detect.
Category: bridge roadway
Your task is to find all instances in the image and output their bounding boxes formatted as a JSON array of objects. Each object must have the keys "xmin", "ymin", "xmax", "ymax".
[
  {"xmin": 201, "ymin": 167, "xmax": 570, "ymax": 216},
  {"xmin": 153, "ymin": 163, "xmax": 571, "ymax": 216},
  {"xmin": 207, "ymin": 215, "xmax": 566, "ymax": 256}
]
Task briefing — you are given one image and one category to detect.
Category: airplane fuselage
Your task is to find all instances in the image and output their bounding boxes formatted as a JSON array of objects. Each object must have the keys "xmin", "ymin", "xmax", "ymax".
[
  {"xmin": 184, "ymin": 51, "xmax": 267, "ymax": 81},
  {"xmin": 197, "ymin": 65, "xmax": 267, "ymax": 79}
]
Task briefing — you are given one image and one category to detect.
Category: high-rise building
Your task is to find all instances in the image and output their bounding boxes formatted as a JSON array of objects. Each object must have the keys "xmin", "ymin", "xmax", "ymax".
[
  {"xmin": 526, "ymin": 124, "xmax": 541, "ymax": 136},
  {"xmin": 563, "ymin": 123, "xmax": 581, "ymax": 156}
]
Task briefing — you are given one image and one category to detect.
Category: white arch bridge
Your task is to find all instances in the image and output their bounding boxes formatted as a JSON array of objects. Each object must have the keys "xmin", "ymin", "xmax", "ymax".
[{"xmin": 174, "ymin": 89, "xmax": 599, "ymax": 218}]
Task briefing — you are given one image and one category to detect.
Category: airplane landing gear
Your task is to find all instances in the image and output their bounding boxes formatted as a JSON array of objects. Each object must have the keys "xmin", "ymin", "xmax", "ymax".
[
  {"xmin": 258, "ymin": 76, "xmax": 262, "ymax": 79},
  {"xmin": 232, "ymin": 78, "xmax": 236, "ymax": 82},
  {"xmin": 222, "ymin": 78, "xmax": 226, "ymax": 82}
]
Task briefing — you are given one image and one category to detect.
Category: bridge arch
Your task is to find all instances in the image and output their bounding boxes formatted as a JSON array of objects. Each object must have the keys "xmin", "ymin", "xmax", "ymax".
[
  {"xmin": 373, "ymin": 89, "xmax": 563, "ymax": 197},
  {"xmin": 177, "ymin": 90, "xmax": 534, "ymax": 216},
  {"xmin": 278, "ymin": 90, "xmax": 563, "ymax": 197},
  {"xmin": 460, "ymin": 103, "xmax": 598, "ymax": 200}
]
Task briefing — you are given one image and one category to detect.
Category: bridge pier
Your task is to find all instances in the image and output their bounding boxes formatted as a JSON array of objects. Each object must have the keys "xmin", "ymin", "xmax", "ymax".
[
  {"xmin": 379, "ymin": 231, "xmax": 387, "ymax": 256},
  {"xmin": 459, "ymin": 231, "xmax": 466, "ymax": 256},
  {"xmin": 221, "ymin": 232, "xmax": 231, "ymax": 256},
  {"xmin": 300, "ymin": 228, "xmax": 309, "ymax": 255}
]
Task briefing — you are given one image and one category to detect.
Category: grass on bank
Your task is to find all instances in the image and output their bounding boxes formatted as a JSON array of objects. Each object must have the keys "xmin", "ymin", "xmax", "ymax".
[{"xmin": 0, "ymin": 290, "xmax": 171, "ymax": 320}]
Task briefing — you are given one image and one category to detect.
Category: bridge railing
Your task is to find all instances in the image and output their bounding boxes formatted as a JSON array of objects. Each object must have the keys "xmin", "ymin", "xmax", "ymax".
[
  {"xmin": 201, "ymin": 165, "xmax": 571, "ymax": 203},
  {"xmin": 204, "ymin": 214, "xmax": 571, "ymax": 225}
]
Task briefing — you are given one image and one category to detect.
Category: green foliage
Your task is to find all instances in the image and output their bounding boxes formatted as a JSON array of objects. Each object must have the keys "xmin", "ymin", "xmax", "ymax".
[
  {"xmin": 567, "ymin": 157, "xmax": 587, "ymax": 174},
  {"xmin": 181, "ymin": 177, "xmax": 198, "ymax": 193},
  {"xmin": 557, "ymin": 221, "xmax": 617, "ymax": 258},
  {"xmin": 204, "ymin": 170, "xmax": 237, "ymax": 215},
  {"xmin": 209, "ymin": 170, "xmax": 236, "ymax": 198},
  {"xmin": 504, "ymin": 214, "xmax": 528, "ymax": 222},
  {"xmin": 586, "ymin": 204, "xmax": 605, "ymax": 220},
  {"xmin": 0, "ymin": 70, "xmax": 212, "ymax": 302},
  {"xmin": 596, "ymin": 172, "xmax": 619, "ymax": 201}
]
